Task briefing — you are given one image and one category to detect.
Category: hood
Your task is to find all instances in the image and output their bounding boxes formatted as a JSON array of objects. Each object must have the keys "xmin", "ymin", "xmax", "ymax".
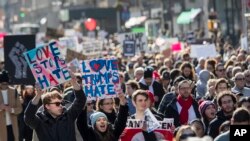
[{"xmin": 198, "ymin": 70, "xmax": 210, "ymax": 83}]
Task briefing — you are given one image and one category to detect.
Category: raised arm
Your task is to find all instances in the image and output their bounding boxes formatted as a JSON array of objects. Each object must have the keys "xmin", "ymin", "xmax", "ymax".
[
  {"xmin": 24, "ymin": 83, "xmax": 43, "ymax": 129},
  {"xmin": 67, "ymin": 69, "xmax": 86, "ymax": 120},
  {"xmin": 113, "ymin": 90, "xmax": 129, "ymax": 139}
]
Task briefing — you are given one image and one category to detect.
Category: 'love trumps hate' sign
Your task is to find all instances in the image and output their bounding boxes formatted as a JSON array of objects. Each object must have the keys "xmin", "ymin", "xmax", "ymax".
[
  {"xmin": 81, "ymin": 58, "xmax": 119, "ymax": 99},
  {"xmin": 23, "ymin": 41, "xmax": 70, "ymax": 89}
]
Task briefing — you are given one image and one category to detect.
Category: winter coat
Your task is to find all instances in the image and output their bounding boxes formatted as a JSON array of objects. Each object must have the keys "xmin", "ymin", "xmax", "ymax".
[{"xmin": 24, "ymin": 89, "xmax": 86, "ymax": 141}]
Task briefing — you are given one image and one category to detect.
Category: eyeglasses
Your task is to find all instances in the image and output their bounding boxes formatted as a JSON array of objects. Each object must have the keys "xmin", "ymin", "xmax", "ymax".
[
  {"xmin": 235, "ymin": 78, "xmax": 245, "ymax": 81},
  {"xmin": 48, "ymin": 102, "xmax": 64, "ymax": 107},
  {"xmin": 180, "ymin": 133, "xmax": 196, "ymax": 139},
  {"xmin": 217, "ymin": 69, "xmax": 225, "ymax": 72}
]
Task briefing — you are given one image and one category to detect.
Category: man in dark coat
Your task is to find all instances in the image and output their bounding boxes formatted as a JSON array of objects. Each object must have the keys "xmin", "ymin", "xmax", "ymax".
[
  {"xmin": 207, "ymin": 91, "xmax": 236, "ymax": 138},
  {"xmin": 139, "ymin": 66, "xmax": 165, "ymax": 108},
  {"xmin": 163, "ymin": 80, "xmax": 201, "ymax": 127},
  {"xmin": 24, "ymin": 71, "xmax": 86, "ymax": 141}
]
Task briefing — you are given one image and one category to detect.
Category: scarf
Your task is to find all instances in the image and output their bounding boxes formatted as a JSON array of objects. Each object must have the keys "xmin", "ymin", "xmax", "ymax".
[{"xmin": 177, "ymin": 95, "xmax": 193, "ymax": 125}]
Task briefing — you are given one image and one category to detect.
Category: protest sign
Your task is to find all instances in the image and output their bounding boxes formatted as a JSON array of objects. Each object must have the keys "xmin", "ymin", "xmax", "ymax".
[
  {"xmin": 171, "ymin": 42, "xmax": 182, "ymax": 52},
  {"xmin": 80, "ymin": 58, "xmax": 119, "ymax": 99},
  {"xmin": 190, "ymin": 44, "xmax": 217, "ymax": 59},
  {"xmin": 68, "ymin": 59, "xmax": 81, "ymax": 73},
  {"xmin": 23, "ymin": 41, "xmax": 71, "ymax": 89},
  {"xmin": 123, "ymin": 40, "xmax": 135, "ymax": 57},
  {"xmin": 121, "ymin": 118, "xmax": 174, "ymax": 141},
  {"xmin": 58, "ymin": 37, "xmax": 79, "ymax": 56},
  {"xmin": 118, "ymin": 32, "xmax": 147, "ymax": 53},
  {"xmin": 81, "ymin": 40, "xmax": 102, "ymax": 56},
  {"xmin": 66, "ymin": 49, "xmax": 86, "ymax": 63},
  {"xmin": 4, "ymin": 35, "xmax": 36, "ymax": 84},
  {"xmin": 144, "ymin": 108, "xmax": 161, "ymax": 132}
]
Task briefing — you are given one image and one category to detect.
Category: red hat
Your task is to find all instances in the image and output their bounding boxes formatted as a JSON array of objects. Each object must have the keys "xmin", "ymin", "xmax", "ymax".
[{"xmin": 147, "ymin": 90, "xmax": 155, "ymax": 104}]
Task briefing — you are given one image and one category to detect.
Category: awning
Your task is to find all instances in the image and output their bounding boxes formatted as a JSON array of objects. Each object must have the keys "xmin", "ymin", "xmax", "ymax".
[{"xmin": 177, "ymin": 8, "xmax": 201, "ymax": 24}]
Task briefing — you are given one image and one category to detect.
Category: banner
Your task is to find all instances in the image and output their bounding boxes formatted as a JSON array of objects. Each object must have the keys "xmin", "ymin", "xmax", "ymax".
[
  {"xmin": 4, "ymin": 35, "xmax": 36, "ymax": 84},
  {"xmin": 23, "ymin": 41, "xmax": 71, "ymax": 89},
  {"xmin": 123, "ymin": 40, "xmax": 135, "ymax": 57},
  {"xmin": 80, "ymin": 58, "xmax": 119, "ymax": 99},
  {"xmin": 118, "ymin": 32, "xmax": 147, "ymax": 53},
  {"xmin": 121, "ymin": 118, "xmax": 174, "ymax": 141}
]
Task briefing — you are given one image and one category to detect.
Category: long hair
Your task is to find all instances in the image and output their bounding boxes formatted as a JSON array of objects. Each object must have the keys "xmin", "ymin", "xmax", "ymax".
[{"xmin": 94, "ymin": 124, "xmax": 115, "ymax": 141}]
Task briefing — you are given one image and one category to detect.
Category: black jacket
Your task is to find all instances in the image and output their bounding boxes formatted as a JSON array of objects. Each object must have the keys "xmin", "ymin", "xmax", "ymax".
[
  {"xmin": 77, "ymin": 104, "xmax": 129, "ymax": 141},
  {"xmin": 139, "ymin": 81, "xmax": 165, "ymax": 108},
  {"xmin": 207, "ymin": 110, "xmax": 232, "ymax": 138},
  {"xmin": 163, "ymin": 98, "xmax": 201, "ymax": 127},
  {"xmin": 24, "ymin": 89, "xmax": 86, "ymax": 141}
]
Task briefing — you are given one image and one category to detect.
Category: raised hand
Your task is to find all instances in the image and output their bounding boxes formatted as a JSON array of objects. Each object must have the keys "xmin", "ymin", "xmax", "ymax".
[
  {"xmin": 69, "ymin": 67, "xmax": 81, "ymax": 91},
  {"xmin": 116, "ymin": 88, "xmax": 127, "ymax": 106},
  {"xmin": 35, "ymin": 83, "xmax": 43, "ymax": 96}
]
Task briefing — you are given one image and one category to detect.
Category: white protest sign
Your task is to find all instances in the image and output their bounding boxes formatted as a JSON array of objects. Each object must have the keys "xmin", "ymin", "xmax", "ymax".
[
  {"xmin": 118, "ymin": 32, "xmax": 147, "ymax": 53},
  {"xmin": 80, "ymin": 58, "xmax": 120, "ymax": 100},
  {"xmin": 81, "ymin": 39, "xmax": 103, "ymax": 56},
  {"xmin": 144, "ymin": 108, "xmax": 161, "ymax": 132},
  {"xmin": 190, "ymin": 44, "xmax": 217, "ymax": 59},
  {"xmin": 58, "ymin": 36, "xmax": 79, "ymax": 56}
]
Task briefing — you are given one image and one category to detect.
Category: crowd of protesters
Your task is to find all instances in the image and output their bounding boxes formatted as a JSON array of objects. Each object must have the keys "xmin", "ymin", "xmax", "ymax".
[{"xmin": 0, "ymin": 31, "xmax": 250, "ymax": 141}]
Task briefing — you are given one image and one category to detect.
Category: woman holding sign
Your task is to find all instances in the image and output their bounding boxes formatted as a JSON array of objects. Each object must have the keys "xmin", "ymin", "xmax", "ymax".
[{"xmin": 76, "ymin": 90, "xmax": 128, "ymax": 141}]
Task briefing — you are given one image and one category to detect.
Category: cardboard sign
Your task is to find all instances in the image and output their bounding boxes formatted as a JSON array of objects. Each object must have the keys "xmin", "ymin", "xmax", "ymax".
[
  {"xmin": 123, "ymin": 40, "xmax": 135, "ymax": 57},
  {"xmin": 190, "ymin": 44, "xmax": 217, "ymax": 59},
  {"xmin": 4, "ymin": 35, "xmax": 36, "ymax": 84},
  {"xmin": 23, "ymin": 41, "xmax": 71, "ymax": 89},
  {"xmin": 80, "ymin": 58, "xmax": 119, "ymax": 99},
  {"xmin": 118, "ymin": 32, "xmax": 147, "ymax": 53},
  {"xmin": 121, "ymin": 118, "xmax": 174, "ymax": 141},
  {"xmin": 66, "ymin": 49, "xmax": 86, "ymax": 63}
]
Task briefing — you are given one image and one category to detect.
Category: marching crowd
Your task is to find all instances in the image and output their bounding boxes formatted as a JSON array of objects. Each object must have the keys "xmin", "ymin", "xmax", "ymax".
[{"xmin": 0, "ymin": 34, "xmax": 250, "ymax": 141}]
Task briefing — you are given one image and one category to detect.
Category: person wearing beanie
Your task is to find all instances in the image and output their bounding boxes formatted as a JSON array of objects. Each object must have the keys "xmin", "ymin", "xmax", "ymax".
[
  {"xmin": 198, "ymin": 101, "xmax": 216, "ymax": 134},
  {"xmin": 146, "ymin": 90, "xmax": 164, "ymax": 120},
  {"xmin": 76, "ymin": 91, "xmax": 129, "ymax": 141},
  {"xmin": 139, "ymin": 66, "xmax": 165, "ymax": 109},
  {"xmin": 90, "ymin": 112, "xmax": 108, "ymax": 129},
  {"xmin": 0, "ymin": 70, "xmax": 22, "ymax": 141}
]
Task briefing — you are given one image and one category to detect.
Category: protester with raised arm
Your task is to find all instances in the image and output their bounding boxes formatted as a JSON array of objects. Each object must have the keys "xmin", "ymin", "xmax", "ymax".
[{"xmin": 24, "ymin": 69, "xmax": 86, "ymax": 141}]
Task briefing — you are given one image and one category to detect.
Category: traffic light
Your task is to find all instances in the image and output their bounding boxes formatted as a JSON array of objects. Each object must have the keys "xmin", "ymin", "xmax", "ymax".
[{"xmin": 208, "ymin": 12, "xmax": 218, "ymax": 31}]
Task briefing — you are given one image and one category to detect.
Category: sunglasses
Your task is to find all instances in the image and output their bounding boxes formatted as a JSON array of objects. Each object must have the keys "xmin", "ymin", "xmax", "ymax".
[{"xmin": 49, "ymin": 102, "xmax": 64, "ymax": 107}]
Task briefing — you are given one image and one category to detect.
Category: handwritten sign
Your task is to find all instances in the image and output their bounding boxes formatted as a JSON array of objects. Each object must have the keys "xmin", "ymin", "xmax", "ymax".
[
  {"xmin": 81, "ymin": 40, "xmax": 102, "ymax": 56},
  {"xmin": 23, "ymin": 41, "xmax": 71, "ymax": 89},
  {"xmin": 80, "ymin": 58, "xmax": 119, "ymax": 99}
]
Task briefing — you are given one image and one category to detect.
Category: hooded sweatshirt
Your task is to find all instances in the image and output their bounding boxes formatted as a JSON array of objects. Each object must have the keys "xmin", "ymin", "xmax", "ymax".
[{"xmin": 196, "ymin": 70, "xmax": 210, "ymax": 99}]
